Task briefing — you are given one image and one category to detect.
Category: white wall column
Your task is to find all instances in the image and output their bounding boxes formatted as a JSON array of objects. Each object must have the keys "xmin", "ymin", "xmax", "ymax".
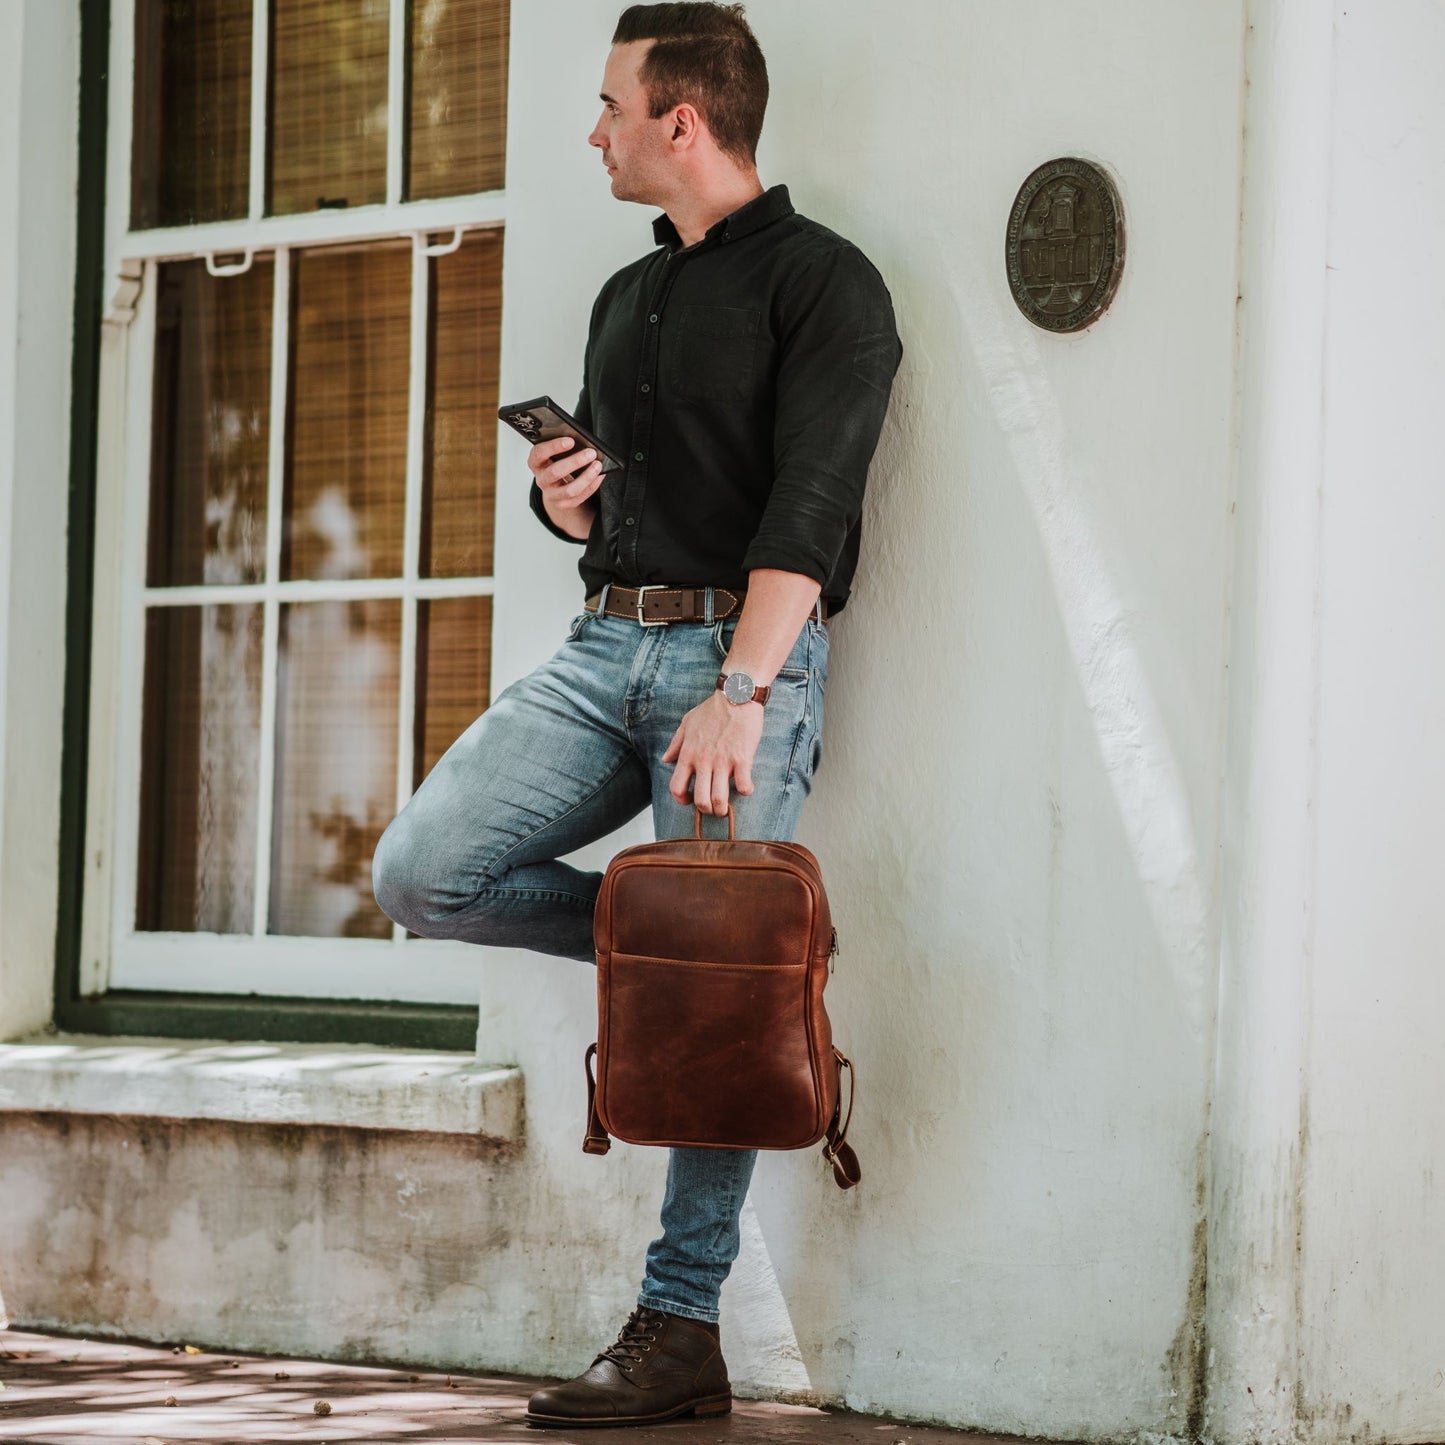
[
  {"xmin": 1206, "ymin": 0, "xmax": 1335, "ymax": 1438},
  {"xmin": 1293, "ymin": 1, "xmax": 1445, "ymax": 1436},
  {"xmin": 0, "ymin": 0, "xmax": 82, "ymax": 1039}
]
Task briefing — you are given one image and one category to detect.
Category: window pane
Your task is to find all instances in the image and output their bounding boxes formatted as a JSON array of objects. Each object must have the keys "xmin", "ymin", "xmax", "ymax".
[
  {"xmin": 132, "ymin": 0, "xmax": 252, "ymax": 229},
  {"xmin": 407, "ymin": 0, "xmax": 509, "ymax": 200},
  {"xmin": 269, "ymin": 599, "xmax": 400, "ymax": 939},
  {"xmin": 414, "ymin": 595, "xmax": 492, "ymax": 786},
  {"xmin": 423, "ymin": 228, "xmax": 501, "ymax": 578},
  {"xmin": 269, "ymin": 0, "xmax": 390, "ymax": 216},
  {"xmin": 136, "ymin": 604, "xmax": 263, "ymax": 933},
  {"xmin": 148, "ymin": 257, "xmax": 274, "ymax": 588},
  {"xmin": 284, "ymin": 241, "xmax": 410, "ymax": 580}
]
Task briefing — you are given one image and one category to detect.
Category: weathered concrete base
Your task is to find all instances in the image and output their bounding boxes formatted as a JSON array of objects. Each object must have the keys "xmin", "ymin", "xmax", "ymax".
[{"xmin": 0, "ymin": 1112, "xmax": 540, "ymax": 1373}]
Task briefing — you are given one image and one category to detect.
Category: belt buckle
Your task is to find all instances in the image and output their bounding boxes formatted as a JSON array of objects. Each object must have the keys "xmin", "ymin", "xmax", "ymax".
[{"xmin": 634, "ymin": 584, "xmax": 669, "ymax": 627}]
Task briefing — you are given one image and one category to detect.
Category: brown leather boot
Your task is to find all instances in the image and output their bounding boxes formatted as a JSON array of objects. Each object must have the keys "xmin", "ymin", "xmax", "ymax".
[{"xmin": 524, "ymin": 1304, "xmax": 731, "ymax": 1427}]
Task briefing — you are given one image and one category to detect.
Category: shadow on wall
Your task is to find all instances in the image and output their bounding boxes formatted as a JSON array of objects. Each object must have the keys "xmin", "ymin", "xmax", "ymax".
[{"xmin": 725, "ymin": 233, "xmax": 1217, "ymax": 1430}]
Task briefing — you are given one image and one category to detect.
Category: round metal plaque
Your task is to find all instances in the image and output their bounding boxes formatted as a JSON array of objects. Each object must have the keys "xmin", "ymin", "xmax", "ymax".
[{"xmin": 1006, "ymin": 157, "xmax": 1124, "ymax": 332}]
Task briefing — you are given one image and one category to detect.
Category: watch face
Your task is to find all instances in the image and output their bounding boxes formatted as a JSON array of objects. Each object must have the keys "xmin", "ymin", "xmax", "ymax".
[{"xmin": 722, "ymin": 671, "xmax": 755, "ymax": 705}]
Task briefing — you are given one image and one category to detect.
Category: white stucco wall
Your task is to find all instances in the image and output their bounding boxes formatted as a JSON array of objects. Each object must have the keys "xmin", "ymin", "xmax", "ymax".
[
  {"xmin": 1208, "ymin": 5, "xmax": 1445, "ymax": 1443},
  {"xmin": 487, "ymin": 2, "xmax": 1244, "ymax": 1435},
  {"xmin": 0, "ymin": 1, "xmax": 79, "ymax": 1040},
  {"xmin": 1299, "ymin": 2, "xmax": 1445, "ymax": 1434}
]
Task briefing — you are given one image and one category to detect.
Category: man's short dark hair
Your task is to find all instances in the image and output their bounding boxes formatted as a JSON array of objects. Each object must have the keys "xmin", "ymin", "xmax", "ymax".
[{"xmin": 611, "ymin": 3, "xmax": 768, "ymax": 166}]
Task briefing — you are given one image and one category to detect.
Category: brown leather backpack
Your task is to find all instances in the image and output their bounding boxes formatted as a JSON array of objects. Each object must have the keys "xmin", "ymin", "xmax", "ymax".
[{"xmin": 583, "ymin": 804, "xmax": 859, "ymax": 1189}]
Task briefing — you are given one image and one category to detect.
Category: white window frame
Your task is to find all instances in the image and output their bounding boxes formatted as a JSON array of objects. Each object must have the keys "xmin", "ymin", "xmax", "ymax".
[{"xmin": 80, "ymin": 0, "xmax": 507, "ymax": 1005}]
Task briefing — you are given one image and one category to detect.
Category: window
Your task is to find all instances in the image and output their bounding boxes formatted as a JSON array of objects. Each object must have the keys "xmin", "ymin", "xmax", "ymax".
[{"xmin": 84, "ymin": 0, "xmax": 508, "ymax": 1011}]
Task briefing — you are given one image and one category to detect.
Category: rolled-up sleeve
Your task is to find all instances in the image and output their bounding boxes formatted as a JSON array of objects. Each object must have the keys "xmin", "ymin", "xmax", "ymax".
[{"xmin": 740, "ymin": 244, "xmax": 902, "ymax": 585}]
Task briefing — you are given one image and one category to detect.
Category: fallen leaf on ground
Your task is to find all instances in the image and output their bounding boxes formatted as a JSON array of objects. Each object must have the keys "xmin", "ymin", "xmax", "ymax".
[
  {"xmin": 183, "ymin": 1345, "xmax": 203, "ymax": 1354},
  {"xmin": 313, "ymin": 1400, "xmax": 332, "ymax": 1415},
  {"xmin": 59, "ymin": 1353, "xmax": 80, "ymax": 1362},
  {"xmin": 164, "ymin": 1395, "xmax": 178, "ymax": 1406},
  {"xmin": 275, "ymin": 1369, "xmax": 291, "ymax": 1380}
]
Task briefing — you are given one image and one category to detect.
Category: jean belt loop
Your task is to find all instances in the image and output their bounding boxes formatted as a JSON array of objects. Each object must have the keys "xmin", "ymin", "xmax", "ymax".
[
  {"xmin": 813, "ymin": 596, "xmax": 823, "ymax": 625},
  {"xmin": 703, "ymin": 586, "xmax": 715, "ymax": 626},
  {"xmin": 596, "ymin": 582, "xmax": 612, "ymax": 616}
]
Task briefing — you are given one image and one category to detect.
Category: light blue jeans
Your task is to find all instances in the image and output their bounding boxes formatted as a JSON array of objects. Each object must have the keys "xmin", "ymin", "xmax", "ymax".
[{"xmin": 371, "ymin": 588, "xmax": 829, "ymax": 1323}]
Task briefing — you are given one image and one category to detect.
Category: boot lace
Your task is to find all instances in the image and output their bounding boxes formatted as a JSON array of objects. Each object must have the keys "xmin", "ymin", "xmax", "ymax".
[{"xmin": 598, "ymin": 1307, "xmax": 665, "ymax": 1372}]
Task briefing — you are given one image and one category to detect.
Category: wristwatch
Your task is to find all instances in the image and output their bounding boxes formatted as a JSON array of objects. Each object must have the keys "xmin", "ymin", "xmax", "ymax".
[{"xmin": 716, "ymin": 670, "xmax": 771, "ymax": 707}]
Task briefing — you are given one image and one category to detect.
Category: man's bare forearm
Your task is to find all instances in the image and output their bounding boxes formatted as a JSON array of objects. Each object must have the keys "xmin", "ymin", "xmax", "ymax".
[
  {"xmin": 662, "ymin": 566, "xmax": 822, "ymax": 811},
  {"xmin": 720, "ymin": 568, "xmax": 823, "ymax": 687}
]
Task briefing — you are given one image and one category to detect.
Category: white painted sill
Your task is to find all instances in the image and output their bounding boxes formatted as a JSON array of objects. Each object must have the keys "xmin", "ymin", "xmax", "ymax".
[{"xmin": 0, "ymin": 1033, "xmax": 523, "ymax": 1143}]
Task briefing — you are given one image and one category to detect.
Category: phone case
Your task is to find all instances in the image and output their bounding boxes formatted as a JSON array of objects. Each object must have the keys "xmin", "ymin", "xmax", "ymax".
[{"xmin": 498, "ymin": 395, "xmax": 625, "ymax": 474}]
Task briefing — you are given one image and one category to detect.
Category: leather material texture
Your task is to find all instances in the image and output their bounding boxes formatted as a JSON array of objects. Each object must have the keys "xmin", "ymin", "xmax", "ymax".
[
  {"xmin": 524, "ymin": 1306, "xmax": 731, "ymax": 1427},
  {"xmin": 585, "ymin": 805, "xmax": 859, "ymax": 1187},
  {"xmin": 584, "ymin": 584, "xmax": 831, "ymax": 626},
  {"xmin": 588, "ymin": 584, "xmax": 746, "ymax": 624}
]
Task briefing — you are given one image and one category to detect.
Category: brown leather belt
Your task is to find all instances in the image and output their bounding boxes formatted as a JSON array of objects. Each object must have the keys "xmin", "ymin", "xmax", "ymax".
[{"xmin": 585, "ymin": 583, "xmax": 830, "ymax": 627}]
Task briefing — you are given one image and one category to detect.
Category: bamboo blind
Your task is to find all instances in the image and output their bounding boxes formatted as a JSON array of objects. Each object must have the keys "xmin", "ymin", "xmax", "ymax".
[
  {"xmin": 136, "ymin": 604, "xmax": 264, "ymax": 933},
  {"xmin": 414, "ymin": 595, "xmax": 492, "ymax": 788},
  {"xmin": 148, "ymin": 257, "xmax": 274, "ymax": 588},
  {"xmin": 134, "ymin": 0, "xmax": 508, "ymax": 224},
  {"xmin": 408, "ymin": 0, "xmax": 509, "ymax": 199},
  {"xmin": 132, "ymin": 2, "xmax": 509, "ymax": 940},
  {"xmin": 132, "ymin": 0, "xmax": 252, "ymax": 228},
  {"xmin": 269, "ymin": 599, "xmax": 401, "ymax": 939},
  {"xmin": 283, "ymin": 240, "xmax": 411, "ymax": 581},
  {"xmin": 423, "ymin": 227, "xmax": 502, "ymax": 578},
  {"xmin": 268, "ymin": 0, "xmax": 390, "ymax": 216}
]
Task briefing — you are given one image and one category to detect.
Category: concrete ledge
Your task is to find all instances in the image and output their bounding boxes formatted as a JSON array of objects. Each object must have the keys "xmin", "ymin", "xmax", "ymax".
[{"xmin": 0, "ymin": 1032, "xmax": 523, "ymax": 1141}]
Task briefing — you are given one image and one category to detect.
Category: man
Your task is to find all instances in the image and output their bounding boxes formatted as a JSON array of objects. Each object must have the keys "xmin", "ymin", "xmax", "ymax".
[{"xmin": 373, "ymin": 1, "xmax": 901, "ymax": 1427}]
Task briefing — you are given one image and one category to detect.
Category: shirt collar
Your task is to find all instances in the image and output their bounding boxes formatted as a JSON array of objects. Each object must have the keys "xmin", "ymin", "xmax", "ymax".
[{"xmin": 651, "ymin": 182, "xmax": 794, "ymax": 252}]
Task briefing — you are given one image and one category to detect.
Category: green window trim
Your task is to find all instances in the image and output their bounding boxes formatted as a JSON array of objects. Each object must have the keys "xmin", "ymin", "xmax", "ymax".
[{"xmin": 53, "ymin": 989, "xmax": 479, "ymax": 1052}]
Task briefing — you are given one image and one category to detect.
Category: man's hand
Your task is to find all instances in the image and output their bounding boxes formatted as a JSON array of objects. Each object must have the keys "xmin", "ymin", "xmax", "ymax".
[
  {"xmin": 662, "ymin": 691, "xmax": 765, "ymax": 815},
  {"xmin": 663, "ymin": 568, "xmax": 823, "ymax": 814},
  {"xmin": 530, "ymin": 436, "xmax": 603, "ymax": 541}
]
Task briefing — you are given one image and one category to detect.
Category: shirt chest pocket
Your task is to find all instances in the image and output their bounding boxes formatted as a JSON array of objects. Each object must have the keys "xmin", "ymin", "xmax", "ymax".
[{"xmin": 667, "ymin": 304, "xmax": 761, "ymax": 403}]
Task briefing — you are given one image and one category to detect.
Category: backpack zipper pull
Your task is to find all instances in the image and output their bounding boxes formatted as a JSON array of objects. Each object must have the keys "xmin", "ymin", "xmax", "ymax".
[{"xmin": 829, "ymin": 927, "xmax": 839, "ymax": 973}]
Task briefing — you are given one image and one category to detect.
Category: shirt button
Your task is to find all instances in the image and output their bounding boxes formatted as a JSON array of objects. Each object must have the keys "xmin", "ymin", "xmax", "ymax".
[
  {"xmin": 648, "ymin": 313, "xmax": 659, "ymax": 323},
  {"xmin": 640, "ymin": 383, "xmax": 650, "ymax": 392},
  {"xmin": 625, "ymin": 516, "xmax": 635, "ymax": 526},
  {"xmin": 634, "ymin": 451, "xmax": 645, "ymax": 461}
]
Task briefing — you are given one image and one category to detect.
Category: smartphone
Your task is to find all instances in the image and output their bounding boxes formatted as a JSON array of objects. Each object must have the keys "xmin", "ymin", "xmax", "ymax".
[{"xmin": 498, "ymin": 395, "xmax": 625, "ymax": 475}]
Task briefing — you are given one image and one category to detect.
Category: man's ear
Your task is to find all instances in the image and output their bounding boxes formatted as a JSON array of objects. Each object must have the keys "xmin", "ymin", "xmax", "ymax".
[{"xmin": 669, "ymin": 102, "xmax": 702, "ymax": 148}]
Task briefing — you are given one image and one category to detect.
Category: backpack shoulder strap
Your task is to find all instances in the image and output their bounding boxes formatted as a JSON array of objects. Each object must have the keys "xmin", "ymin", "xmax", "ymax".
[
  {"xmin": 821, "ymin": 1049, "xmax": 860, "ymax": 1189},
  {"xmin": 582, "ymin": 1042, "xmax": 611, "ymax": 1155}
]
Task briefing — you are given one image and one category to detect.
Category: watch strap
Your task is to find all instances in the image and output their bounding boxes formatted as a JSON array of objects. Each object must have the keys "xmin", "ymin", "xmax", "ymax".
[{"xmin": 716, "ymin": 671, "xmax": 771, "ymax": 706}]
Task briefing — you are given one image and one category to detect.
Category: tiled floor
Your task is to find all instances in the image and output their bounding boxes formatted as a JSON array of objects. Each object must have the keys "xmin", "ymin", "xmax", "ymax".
[{"xmin": 0, "ymin": 1327, "xmax": 1005, "ymax": 1445}]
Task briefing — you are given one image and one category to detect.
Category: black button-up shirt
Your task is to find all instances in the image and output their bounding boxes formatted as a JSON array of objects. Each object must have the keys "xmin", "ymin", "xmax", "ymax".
[{"xmin": 527, "ymin": 183, "xmax": 902, "ymax": 615}]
